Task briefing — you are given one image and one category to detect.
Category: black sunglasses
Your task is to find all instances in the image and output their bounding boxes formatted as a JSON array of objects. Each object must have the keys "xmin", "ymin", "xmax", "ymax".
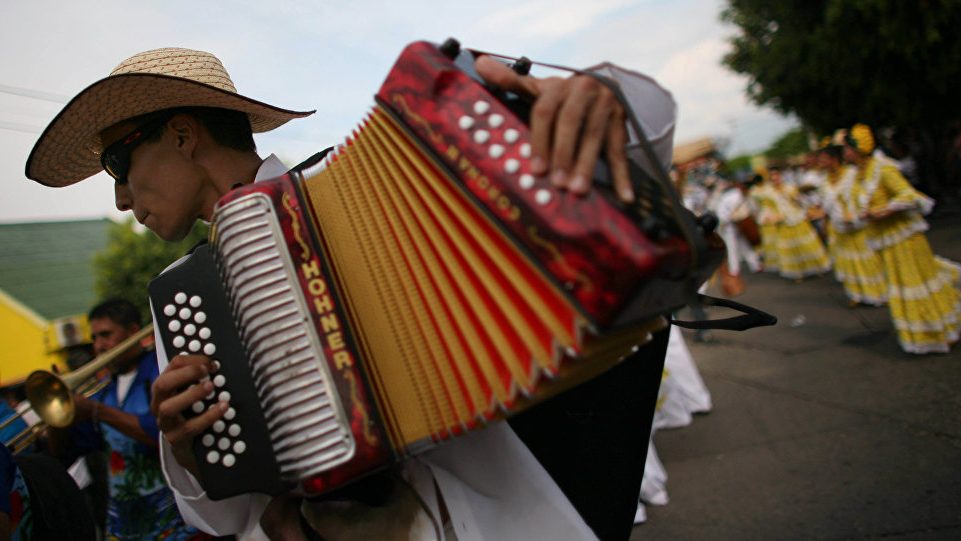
[{"xmin": 100, "ymin": 114, "xmax": 172, "ymax": 184}]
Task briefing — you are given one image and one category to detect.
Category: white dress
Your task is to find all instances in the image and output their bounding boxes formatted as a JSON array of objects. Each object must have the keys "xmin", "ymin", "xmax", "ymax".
[{"xmin": 635, "ymin": 326, "xmax": 711, "ymax": 524}]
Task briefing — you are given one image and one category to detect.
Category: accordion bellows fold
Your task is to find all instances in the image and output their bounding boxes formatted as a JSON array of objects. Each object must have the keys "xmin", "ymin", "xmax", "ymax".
[{"xmin": 302, "ymin": 106, "xmax": 664, "ymax": 449}]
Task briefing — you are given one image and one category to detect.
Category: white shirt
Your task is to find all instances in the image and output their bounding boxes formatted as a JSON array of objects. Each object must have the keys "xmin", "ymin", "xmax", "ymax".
[{"xmin": 156, "ymin": 61, "xmax": 678, "ymax": 540}]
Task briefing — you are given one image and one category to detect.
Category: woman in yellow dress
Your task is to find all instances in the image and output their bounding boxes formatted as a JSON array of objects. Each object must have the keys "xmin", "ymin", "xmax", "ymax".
[
  {"xmin": 753, "ymin": 167, "xmax": 831, "ymax": 280},
  {"xmin": 818, "ymin": 143, "xmax": 887, "ymax": 306},
  {"xmin": 844, "ymin": 124, "xmax": 960, "ymax": 353},
  {"xmin": 748, "ymin": 173, "xmax": 782, "ymax": 273}
]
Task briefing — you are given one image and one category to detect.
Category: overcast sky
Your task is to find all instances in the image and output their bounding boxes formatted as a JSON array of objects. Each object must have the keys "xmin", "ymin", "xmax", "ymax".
[{"xmin": 0, "ymin": 0, "xmax": 793, "ymax": 224}]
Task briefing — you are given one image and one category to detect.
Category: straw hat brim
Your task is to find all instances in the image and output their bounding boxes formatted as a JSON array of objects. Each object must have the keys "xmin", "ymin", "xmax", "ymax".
[{"xmin": 26, "ymin": 72, "xmax": 314, "ymax": 187}]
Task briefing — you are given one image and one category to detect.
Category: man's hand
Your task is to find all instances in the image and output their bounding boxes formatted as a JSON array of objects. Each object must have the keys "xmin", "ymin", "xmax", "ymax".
[
  {"xmin": 72, "ymin": 393, "xmax": 97, "ymax": 422},
  {"xmin": 474, "ymin": 55, "xmax": 633, "ymax": 202},
  {"xmin": 150, "ymin": 355, "xmax": 226, "ymax": 479}
]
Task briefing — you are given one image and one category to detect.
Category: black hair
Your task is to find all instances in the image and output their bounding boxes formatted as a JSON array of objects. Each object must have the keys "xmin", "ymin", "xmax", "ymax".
[
  {"xmin": 127, "ymin": 106, "xmax": 256, "ymax": 152},
  {"xmin": 88, "ymin": 298, "xmax": 142, "ymax": 328}
]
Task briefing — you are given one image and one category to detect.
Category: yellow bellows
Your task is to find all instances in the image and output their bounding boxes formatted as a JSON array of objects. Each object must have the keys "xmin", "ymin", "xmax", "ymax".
[{"xmin": 302, "ymin": 107, "xmax": 662, "ymax": 452}]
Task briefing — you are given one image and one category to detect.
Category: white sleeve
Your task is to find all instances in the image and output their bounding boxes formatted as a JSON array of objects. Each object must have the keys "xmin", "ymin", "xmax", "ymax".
[{"xmin": 159, "ymin": 438, "xmax": 269, "ymax": 537}]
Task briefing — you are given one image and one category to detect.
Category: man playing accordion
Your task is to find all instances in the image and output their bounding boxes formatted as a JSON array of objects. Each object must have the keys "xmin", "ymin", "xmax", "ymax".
[{"xmin": 25, "ymin": 43, "xmax": 679, "ymax": 540}]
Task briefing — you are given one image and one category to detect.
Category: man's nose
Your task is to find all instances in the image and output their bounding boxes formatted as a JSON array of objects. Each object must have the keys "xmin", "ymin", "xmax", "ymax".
[{"xmin": 114, "ymin": 183, "xmax": 133, "ymax": 212}]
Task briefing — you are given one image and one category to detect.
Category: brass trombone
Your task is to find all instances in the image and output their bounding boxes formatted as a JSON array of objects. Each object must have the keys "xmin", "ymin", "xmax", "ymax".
[{"xmin": 3, "ymin": 324, "xmax": 154, "ymax": 453}]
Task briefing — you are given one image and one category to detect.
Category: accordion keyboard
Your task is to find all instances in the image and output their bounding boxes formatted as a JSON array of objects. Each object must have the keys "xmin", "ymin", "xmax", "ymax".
[{"xmin": 150, "ymin": 244, "xmax": 286, "ymax": 499}]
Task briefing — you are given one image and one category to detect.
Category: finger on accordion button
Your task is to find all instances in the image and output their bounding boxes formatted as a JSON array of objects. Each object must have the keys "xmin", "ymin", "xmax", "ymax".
[{"xmin": 224, "ymin": 407, "xmax": 236, "ymax": 421}]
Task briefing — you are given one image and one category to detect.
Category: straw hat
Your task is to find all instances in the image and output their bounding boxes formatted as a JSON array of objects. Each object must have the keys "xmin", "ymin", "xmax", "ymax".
[{"xmin": 25, "ymin": 47, "xmax": 314, "ymax": 187}]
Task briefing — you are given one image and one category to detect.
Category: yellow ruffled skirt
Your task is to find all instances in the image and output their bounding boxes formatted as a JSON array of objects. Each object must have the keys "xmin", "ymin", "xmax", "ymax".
[
  {"xmin": 831, "ymin": 228, "xmax": 887, "ymax": 305},
  {"xmin": 774, "ymin": 221, "xmax": 831, "ymax": 279},
  {"xmin": 759, "ymin": 223, "xmax": 780, "ymax": 272},
  {"xmin": 876, "ymin": 233, "xmax": 961, "ymax": 354}
]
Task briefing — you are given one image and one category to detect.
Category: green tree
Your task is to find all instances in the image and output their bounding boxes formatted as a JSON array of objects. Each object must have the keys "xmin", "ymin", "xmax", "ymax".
[
  {"xmin": 721, "ymin": 1, "xmax": 961, "ymax": 189},
  {"xmin": 764, "ymin": 127, "xmax": 809, "ymax": 160},
  {"xmin": 92, "ymin": 219, "xmax": 208, "ymax": 320}
]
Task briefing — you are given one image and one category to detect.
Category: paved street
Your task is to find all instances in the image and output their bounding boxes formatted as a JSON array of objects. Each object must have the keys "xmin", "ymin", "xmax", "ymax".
[{"xmin": 632, "ymin": 211, "xmax": 961, "ymax": 540}]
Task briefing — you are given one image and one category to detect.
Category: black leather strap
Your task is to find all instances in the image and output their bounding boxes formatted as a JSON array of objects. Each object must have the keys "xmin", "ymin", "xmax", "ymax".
[{"xmin": 671, "ymin": 294, "xmax": 777, "ymax": 331}]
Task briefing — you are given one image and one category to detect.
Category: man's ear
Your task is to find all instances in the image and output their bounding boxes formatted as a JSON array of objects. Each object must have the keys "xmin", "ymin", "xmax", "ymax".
[{"xmin": 168, "ymin": 113, "xmax": 200, "ymax": 157}]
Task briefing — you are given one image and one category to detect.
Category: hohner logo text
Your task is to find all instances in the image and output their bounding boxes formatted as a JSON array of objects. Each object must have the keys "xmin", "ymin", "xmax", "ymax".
[
  {"xmin": 300, "ymin": 259, "xmax": 353, "ymax": 371},
  {"xmin": 445, "ymin": 145, "xmax": 522, "ymax": 222}
]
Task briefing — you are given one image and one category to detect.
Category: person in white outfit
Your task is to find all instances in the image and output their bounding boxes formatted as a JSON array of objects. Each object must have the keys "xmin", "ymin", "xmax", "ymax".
[{"xmin": 714, "ymin": 179, "xmax": 762, "ymax": 277}]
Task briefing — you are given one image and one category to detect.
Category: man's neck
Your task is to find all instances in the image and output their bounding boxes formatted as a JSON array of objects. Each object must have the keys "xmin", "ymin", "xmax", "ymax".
[{"xmin": 197, "ymin": 149, "xmax": 264, "ymax": 221}]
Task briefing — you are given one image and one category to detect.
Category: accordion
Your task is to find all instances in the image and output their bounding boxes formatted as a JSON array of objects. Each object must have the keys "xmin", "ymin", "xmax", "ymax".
[{"xmin": 149, "ymin": 40, "xmax": 723, "ymax": 500}]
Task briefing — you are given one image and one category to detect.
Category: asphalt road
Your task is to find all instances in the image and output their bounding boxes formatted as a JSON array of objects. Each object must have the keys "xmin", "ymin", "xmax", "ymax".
[{"xmin": 632, "ymin": 212, "xmax": 961, "ymax": 541}]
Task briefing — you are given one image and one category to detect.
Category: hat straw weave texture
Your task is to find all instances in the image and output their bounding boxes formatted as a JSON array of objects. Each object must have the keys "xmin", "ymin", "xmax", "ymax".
[{"xmin": 26, "ymin": 47, "xmax": 313, "ymax": 187}]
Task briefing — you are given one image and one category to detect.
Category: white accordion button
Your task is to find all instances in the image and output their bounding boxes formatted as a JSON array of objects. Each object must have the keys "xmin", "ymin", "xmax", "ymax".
[
  {"xmin": 458, "ymin": 115, "xmax": 474, "ymax": 130},
  {"xmin": 222, "ymin": 454, "xmax": 236, "ymax": 468},
  {"xmin": 167, "ymin": 320, "xmax": 181, "ymax": 333},
  {"xmin": 489, "ymin": 144, "xmax": 505, "ymax": 159},
  {"xmin": 179, "ymin": 308, "xmax": 192, "ymax": 320},
  {"xmin": 201, "ymin": 434, "xmax": 215, "ymax": 447},
  {"xmin": 206, "ymin": 389, "xmax": 215, "ymax": 400},
  {"xmin": 188, "ymin": 340, "xmax": 201, "ymax": 352},
  {"xmin": 204, "ymin": 343, "xmax": 217, "ymax": 356},
  {"xmin": 488, "ymin": 113, "xmax": 504, "ymax": 128},
  {"xmin": 163, "ymin": 304, "xmax": 176, "ymax": 317},
  {"xmin": 189, "ymin": 295, "xmax": 202, "ymax": 308},
  {"xmin": 213, "ymin": 420, "xmax": 226, "ymax": 433},
  {"xmin": 194, "ymin": 311, "xmax": 207, "ymax": 324},
  {"xmin": 473, "ymin": 100, "xmax": 491, "ymax": 115},
  {"xmin": 172, "ymin": 336, "xmax": 186, "ymax": 349},
  {"xmin": 224, "ymin": 407, "xmax": 236, "ymax": 421},
  {"xmin": 218, "ymin": 391, "xmax": 231, "ymax": 403},
  {"xmin": 218, "ymin": 437, "xmax": 231, "ymax": 451},
  {"xmin": 504, "ymin": 159, "xmax": 520, "ymax": 174},
  {"xmin": 473, "ymin": 130, "xmax": 490, "ymax": 144},
  {"xmin": 228, "ymin": 424, "xmax": 242, "ymax": 437},
  {"xmin": 174, "ymin": 292, "xmax": 187, "ymax": 304},
  {"xmin": 211, "ymin": 360, "xmax": 221, "ymax": 372},
  {"xmin": 233, "ymin": 440, "xmax": 246, "ymax": 454},
  {"xmin": 504, "ymin": 129, "xmax": 520, "ymax": 144},
  {"xmin": 198, "ymin": 327, "xmax": 211, "ymax": 340},
  {"xmin": 520, "ymin": 143, "xmax": 532, "ymax": 158},
  {"xmin": 536, "ymin": 189, "xmax": 553, "ymax": 205},
  {"xmin": 519, "ymin": 174, "xmax": 535, "ymax": 190},
  {"xmin": 213, "ymin": 375, "xmax": 226, "ymax": 388},
  {"xmin": 206, "ymin": 450, "xmax": 220, "ymax": 464},
  {"xmin": 191, "ymin": 401, "xmax": 205, "ymax": 414},
  {"xmin": 183, "ymin": 324, "xmax": 196, "ymax": 336}
]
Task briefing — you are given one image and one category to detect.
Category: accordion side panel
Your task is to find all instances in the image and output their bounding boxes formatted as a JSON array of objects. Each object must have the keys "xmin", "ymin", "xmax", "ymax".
[{"xmin": 376, "ymin": 42, "xmax": 684, "ymax": 327}]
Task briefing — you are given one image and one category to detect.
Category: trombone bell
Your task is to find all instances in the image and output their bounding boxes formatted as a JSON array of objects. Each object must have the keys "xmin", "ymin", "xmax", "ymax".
[{"xmin": 25, "ymin": 371, "xmax": 75, "ymax": 428}]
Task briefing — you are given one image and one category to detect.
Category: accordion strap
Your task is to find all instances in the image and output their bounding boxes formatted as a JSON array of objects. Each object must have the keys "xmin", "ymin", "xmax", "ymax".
[{"xmin": 670, "ymin": 294, "xmax": 777, "ymax": 331}]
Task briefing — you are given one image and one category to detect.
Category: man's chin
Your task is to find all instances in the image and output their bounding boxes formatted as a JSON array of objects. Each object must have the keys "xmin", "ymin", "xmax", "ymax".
[{"xmin": 150, "ymin": 221, "xmax": 193, "ymax": 242}]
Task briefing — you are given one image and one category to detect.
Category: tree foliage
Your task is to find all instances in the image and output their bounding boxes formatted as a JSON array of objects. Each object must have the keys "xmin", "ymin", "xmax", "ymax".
[
  {"xmin": 92, "ymin": 219, "xmax": 208, "ymax": 321},
  {"xmin": 721, "ymin": 0, "xmax": 961, "ymax": 133},
  {"xmin": 764, "ymin": 127, "xmax": 810, "ymax": 160}
]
